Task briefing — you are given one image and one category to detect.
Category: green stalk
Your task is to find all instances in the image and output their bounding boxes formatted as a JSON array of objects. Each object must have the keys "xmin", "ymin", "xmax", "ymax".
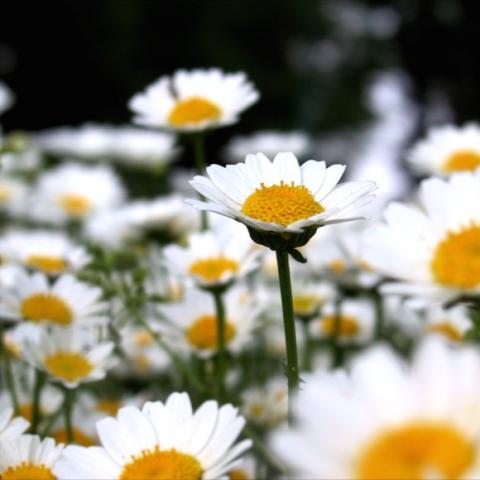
[
  {"xmin": 332, "ymin": 295, "xmax": 344, "ymax": 368},
  {"xmin": 31, "ymin": 370, "xmax": 46, "ymax": 433},
  {"xmin": 4, "ymin": 350, "xmax": 19, "ymax": 415},
  {"xmin": 212, "ymin": 289, "xmax": 226, "ymax": 401},
  {"xmin": 192, "ymin": 133, "xmax": 209, "ymax": 230},
  {"xmin": 275, "ymin": 250, "xmax": 299, "ymax": 422},
  {"xmin": 63, "ymin": 388, "xmax": 75, "ymax": 443},
  {"xmin": 373, "ymin": 290, "xmax": 384, "ymax": 339}
]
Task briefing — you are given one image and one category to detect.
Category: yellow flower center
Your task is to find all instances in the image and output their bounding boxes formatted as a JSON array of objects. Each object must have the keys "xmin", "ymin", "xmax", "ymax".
[
  {"xmin": 293, "ymin": 294, "xmax": 320, "ymax": 317},
  {"xmin": 187, "ymin": 314, "xmax": 236, "ymax": 350},
  {"xmin": 134, "ymin": 330, "xmax": 155, "ymax": 348},
  {"xmin": 356, "ymin": 422, "xmax": 475, "ymax": 480},
  {"xmin": 58, "ymin": 194, "xmax": 92, "ymax": 216},
  {"xmin": 44, "ymin": 352, "xmax": 93, "ymax": 382},
  {"xmin": 229, "ymin": 469, "xmax": 250, "ymax": 480},
  {"xmin": 51, "ymin": 427, "xmax": 95, "ymax": 446},
  {"xmin": 20, "ymin": 293, "xmax": 72, "ymax": 326},
  {"xmin": 134, "ymin": 354, "xmax": 150, "ymax": 370},
  {"xmin": 188, "ymin": 257, "xmax": 239, "ymax": 283},
  {"xmin": 321, "ymin": 314, "xmax": 360, "ymax": 337},
  {"xmin": 18, "ymin": 403, "xmax": 34, "ymax": 422},
  {"xmin": 427, "ymin": 322, "xmax": 463, "ymax": 342},
  {"xmin": 168, "ymin": 96, "xmax": 221, "ymax": 127},
  {"xmin": 443, "ymin": 150, "xmax": 480, "ymax": 173},
  {"xmin": 119, "ymin": 447, "xmax": 203, "ymax": 480},
  {"xmin": 431, "ymin": 225, "xmax": 480, "ymax": 289},
  {"xmin": 1, "ymin": 463, "xmax": 55, "ymax": 480},
  {"xmin": 25, "ymin": 255, "xmax": 67, "ymax": 275},
  {"xmin": 241, "ymin": 182, "xmax": 324, "ymax": 227},
  {"xmin": 0, "ymin": 186, "xmax": 12, "ymax": 203},
  {"xmin": 96, "ymin": 399, "xmax": 122, "ymax": 416},
  {"xmin": 329, "ymin": 259, "xmax": 347, "ymax": 274}
]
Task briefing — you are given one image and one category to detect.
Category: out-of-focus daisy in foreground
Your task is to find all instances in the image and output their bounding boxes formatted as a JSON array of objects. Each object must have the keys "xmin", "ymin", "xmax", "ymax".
[
  {"xmin": 408, "ymin": 123, "xmax": 480, "ymax": 176},
  {"xmin": 54, "ymin": 392, "xmax": 251, "ymax": 479},
  {"xmin": 271, "ymin": 339, "xmax": 480, "ymax": 479},
  {"xmin": 129, "ymin": 68, "xmax": 259, "ymax": 132}
]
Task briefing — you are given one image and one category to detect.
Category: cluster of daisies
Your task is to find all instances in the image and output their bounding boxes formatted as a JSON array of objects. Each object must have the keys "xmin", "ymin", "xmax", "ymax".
[{"xmin": 1, "ymin": 68, "xmax": 480, "ymax": 480}]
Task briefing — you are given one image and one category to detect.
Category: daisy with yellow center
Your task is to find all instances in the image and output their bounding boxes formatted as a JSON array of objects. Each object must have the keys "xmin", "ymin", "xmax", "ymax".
[
  {"xmin": 128, "ymin": 68, "xmax": 259, "ymax": 132},
  {"xmin": 271, "ymin": 339, "xmax": 480, "ymax": 479},
  {"xmin": 292, "ymin": 280, "xmax": 335, "ymax": 319},
  {"xmin": 407, "ymin": 123, "xmax": 480, "ymax": 176},
  {"xmin": 53, "ymin": 392, "xmax": 252, "ymax": 479},
  {"xmin": 423, "ymin": 305, "xmax": 470, "ymax": 343}
]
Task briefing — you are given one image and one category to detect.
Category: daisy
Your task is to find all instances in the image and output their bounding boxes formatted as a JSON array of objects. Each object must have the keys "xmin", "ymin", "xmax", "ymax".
[
  {"xmin": 21, "ymin": 326, "xmax": 116, "ymax": 388},
  {"xmin": 407, "ymin": 123, "xmax": 480, "ymax": 176},
  {"xmin": 128, "ymin": 68, "xmax": 259, "ymax": 131},
  {"xmin": 227, "ymin": 455, "xmax": 257, "ymax": 480},
  {"xmin": 362, "ymin": 171, "xmax": 480, "ymax": 302},
  {"xmin": 0, "ymin": 230, "xmax": 91, "ymax": 275},
  {"xmin": 0, "ymin": 271, "xmax": 107, "ymax": 327},
  {"xmin": 163, "ymin": 222, "xmax": 259, "ymax": 288},
  {"xmin": 423, "ymin": 304, "xmax": 471, "ymax": 343},
  {"xmin": 0, "ymin": 407, "xmax": 29, "ymax": 443},
  {"xmin": 54, "ymin": 392, "xmax": 252, "ymax": 479},
  {"xmin": 187, "ymin": 152, "xmax": 376, "ymax": 247},
  {"xmin": 291, "ymin": 279, "xmax": 336, "ymax": 319},
  {"xmin": 0, "ymin": 176, "xmax": 28, "ymax": 217},
  {"xmin": 0, "ymin": 434, "xmax": 64, "ymax": 479},
  {"xmin": 3, "ymin": 323, "xmax": 43, "ymax": 358},
  {"xmin": 271, "ymin": 339, "xmax": 480, "ymax": 479}
]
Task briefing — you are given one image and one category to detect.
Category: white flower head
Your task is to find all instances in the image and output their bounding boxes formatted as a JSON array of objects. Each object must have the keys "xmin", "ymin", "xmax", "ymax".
[{"xmin": 129, "ymin": 68, "xmax": 259, "ymax": 132}]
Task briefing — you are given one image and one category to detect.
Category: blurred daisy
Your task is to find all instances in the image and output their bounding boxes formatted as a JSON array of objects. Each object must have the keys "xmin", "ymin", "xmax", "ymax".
[
  {"xmin": 363, "ymin": 171, "xmax": 480, "ymax": 302},
  {"xmin": 271, "ymin": 339, "xmax": 480, "ymax": 479},
  {"xmin": 31, "ymin": 163, "xmax": 125, "ymax": 224},
  {"xmin": 0, "ymin": 176, "xmax": 28, "ymax": 217},
  {"xmin": 310, "ymin": 298, "xmax": 375, "ymax": 344},
  {"xmin": 224, "ymin": 131, "xmax": 311, "ymax": 163},
  {"xmin": 424, "ymin": 304, "xmax": 471, "ymax": 343},
  {"xmin": 1, "ymin": 271, "xmax": 107, "ymax": 327},
  {"xmin": 3, "ymin": 323, "xmax": 43, "ymax": 358},
  {"xmin": 0, "ymin": 407, "xmax": 29, "ymax": 443},
  {"xmin": 292, "ymin": 279, "xmax": 336, "ymax": 319},
  {"xmin": 54, "ymin": 392, "xmax": 251, "ymax": 479},
  {"xmin": 21, "ymin": 326, "xmax": 115, "ymax": 388},
  {"xmin": 129, "ymin": 68, "xmax": 259, "ymax": 131},
  {"xmin": 0, "ymin": 434, "xmax": 64, "ymax": 478},
  {"xmin": 408, "ymin": 124, "xmax": 480, "ymax": 176},
  {"xmin": 1, "ymin": 147, "xmax": 43, "ymax": 173},
  {"xmin": 188, "ymin": 153, "xmax": 376, "ymax": 237},
  {"xmin": 227, "ymin": 455, "xmax": 257, "ymax": 480},
  {"xmin": 0, "ymin": 230, "xmax": 91, "ymax": 275},
  {"xmin": 159, "ymin": 286, "xmax": 259, "ymax": 358}
]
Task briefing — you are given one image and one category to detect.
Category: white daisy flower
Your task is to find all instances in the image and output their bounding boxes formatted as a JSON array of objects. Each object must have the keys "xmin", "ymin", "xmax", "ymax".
[
  {"xmin": 407, "ymin": 123, "xmax": 480, "ymax": 176},
  {"xmin": 423, "ymin": 304, "xmax": 471, "ymax": 343},
  {"xmin": 362, "ymin": 171, "xmax": 480, "ymax": 302},
  {"xmin": 271, "ymin": 339, "xmax": 480, "ymax": 479},
  {"xmin": 0, "ymin": 176, "xmax": 28, "ymax": 217},
  {"xmin": 310, "ymin": 298, "xmax": 375, "ymax": 345},
  {"xmin": 30, "ymin": 162, "xmax": 125, "ymax": 224},
  {"xmin": 188, "ymin": 153, "xmax": 376, "ymax": 249},
  {"xmin": 291, "ymin": 279, "xmax": 336, "ymax": 319},
  {"xmin": 54, "ymin": 392, "xmax": 252, "ymax": 479},
  {"xmin": 0, "ymin": 271, "xmax": 107, "ymax": 327},
  {"xmin": 227, "ymin": 455, "xmax": 257, "ymax": 480},
  {"xmin": 0, "ymin": 230, "xmax": 91, "ymax": 275},
  {"xmin": 1, "ymin": 148, "xmax": 42, "ymax": 174},
  {"xmin": 21, "ymin": 326, "xmax": 116, "ymax": 388},
  {"xmin": 129, "ymin": 68, "xmax": 259, "ymax": 132},
  {"xmin": 3, "ymin": 323, "xmax": 43, "ymax": 358},
  {"xmin": 163, "ymin": 222, "xmax": 259, "ymax": 288},
  {"xmin": 0, "ymin": 407, "xmax": 29, "ymax": 443},
  {"xmin": 0, "ymin": 434, "xmax": 64, "ymax": 478},
  {"xmin": 224, "ymin": 131, "xmax": 311, "ymax": 163},
  {"xmin": 159, "ymin": 286, "xmax": 260, "ymax": 358}
]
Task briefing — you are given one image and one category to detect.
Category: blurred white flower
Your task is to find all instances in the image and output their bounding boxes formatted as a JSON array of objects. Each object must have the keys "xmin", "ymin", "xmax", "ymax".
[{"xmin": 0, "ymin": 81, "xmax": 14, "ymax": 115}]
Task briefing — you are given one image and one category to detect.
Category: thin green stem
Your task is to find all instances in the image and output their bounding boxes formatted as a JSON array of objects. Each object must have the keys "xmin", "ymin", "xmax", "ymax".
[
  {"xmin": 275, "ymin": 250, "xmax": 299, "ymax": 422},
  {"xmin": 212, "ymin": 289, "xmax": 226, "ymax": 401},
  {"xmin": 192, "ymin": 133, "xmax": 209, "ymax": 230},
  {"xmin": 31, "ymin": 370, "xmax": 46, "ymax": 433},
  {"xmin": 63, "ymin": 388, "xmax": 75, "ymax": 443},
  {"xmin": 373, "ymin": 290, "xmax": 384, "ymax": 339},
  {"xmin": 4, "ymin": 350, "xmax": 19, "ymax": 415},
  {"xmin": 41, "ymin": 406, "xmax": 63, "ymax": 437},
  {"xmin": 332, "ymin": 295, "xmax": 344, "ymax": 368}
]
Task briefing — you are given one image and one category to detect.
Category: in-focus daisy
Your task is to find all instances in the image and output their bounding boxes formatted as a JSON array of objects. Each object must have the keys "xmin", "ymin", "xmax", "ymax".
[
  {"xmin": 0, "ymin": 434, "xmax": 64, "ymax": 479},
  {"xmin": 54, "ymin": 392, "xmax": 251, "ymax": 479},
  {"xmin": 407, "ymin": 123, "xmax": 480, "ymax": 176},
  {"xmin": 0, "ymin": 407, "xmax": 29, "ymax": 443},
  {"xmin": 21, "ymin": 326, "xmax": 115, "ymax": 388},
  {"xmin": 129, "ymin": 68, "xmax": 259, "ymax": 131},
  {"xmin": 0, "ymin": 230, "xmax": 91, "ymax": 275},
  {"xmin": 271, "ymin": 339, "xmax": 480, "ymax": 479},
  {"xmin": 1, "ymin": 271, "xmax": 107, "ymax": 327},
  {"xmin": 163, "ymin": 222, "xmax": 259, "ymax": 288},
  {"xmin": 363, "ymin": 171, "xmax": 480, "ymax": 302}
]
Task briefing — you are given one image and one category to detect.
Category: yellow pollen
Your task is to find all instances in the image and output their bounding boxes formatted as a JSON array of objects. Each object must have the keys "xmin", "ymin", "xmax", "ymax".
[
  {"xmin": 25, "ymin": 255, "xmax": 67, "ymax": 275},
  {"xmin": 229, "ymin": 469, "xmax": 250, "ymax": 480},
  {"xmin": 356, "ymin": 422, "xmax": 475, "ymax": 480},
  {"xmin": 188, "ymin": 257, "xmax": 239, "ymax": 283},
  {"xmin": 1, "ymin": 463, "xmax": 55, "ymax": 480},
  {"xmin": 134, "ymin": 330, "xmax": 155, "ymax": 348},
  {"xmin": 431, "ymin": 224, "xmax": 480, "ymax": 289},
  {"xmin": 20, "ymin": 293, "xmax": 72, "ymax": 326},
  {"xmin": 96, "ymin": 399, "xmax": 122, "ymax": 416},
  {"xmin": 443, "ymin": 150, "xmax": 480, "ymax": 173},
  {"xmin": 187, "ymin": 314, "xmax": 236, "ymax": 350},
  {"xmin": 0, "ymin": 186, "xmax": 11, "ymax": 203},
  {"xmin": 321, "ymin": 314, "xmax": 360, "ymax": 337},
  {"xmin": 58, "ymin": 194, "xmax": 92, "ymax": 216},
  {"xmin": 427, "ymin": 322, "xmax": 463, "ymax": 342},
  {"xmin": 329, "ymin": 259, "xmax": 347, "ymax": 274},
  {"xmin": 119, "ymin": 447, "xmax": 203, "ymax": 480},
  {"xmin": 44, "ymin": 352, "xmax": 93, "ymax": 382},
  {"xmin": 168, "ymin": 96, "xmax": 221, "ymax": 127},
  {"xmin": 241, "ymin": 182, "xmax": 324, "ymax": 226},
  {"xmin": 293, "ymin": 294, "xmax": 320, "ymax": 317},
  {"xmin": 51, "ymin": 427, "xmax": 96, "ymax": 446}
]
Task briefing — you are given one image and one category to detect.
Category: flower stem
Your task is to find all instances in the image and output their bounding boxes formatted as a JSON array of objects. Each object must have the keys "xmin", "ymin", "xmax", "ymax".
[
  {"xmin": 332, "ymin": 295, "xmax": 344, "ymax": 368},
  {"xmin": 212, "ymin": 289, "xmax": 226, "ymax": 401},
  {"xmin": 4, "ymin": 350, "xmax": 19, "ymax": 415},
  {"xmin": 373, "ymin": 289, "xmax": 384, "ymax": 339},
  {"xmin": 31, "ymin": 370, "xmax": 46, "ymax": 433},
  {"xmin": 63, "ymin": 388, "xmax": 75, "ymax": 443},
  {"xmin": 192, "ymin": 133, "xmax": 209, "ymax": 230},
  {"xmin": 275, "ymin": 250, "xmax": 299, "ymax": 421}
]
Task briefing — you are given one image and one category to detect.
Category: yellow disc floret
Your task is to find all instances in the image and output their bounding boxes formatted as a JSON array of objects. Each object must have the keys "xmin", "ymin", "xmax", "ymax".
[
  {"xmin": 321, "ymin": 314, "xmax": 360, "ymax": 337},
  {"xmin": 119, "ymin": 447, "xmax": 203, "ymax": 480},
  {"xmin": 241, "ymin": 182, "xmax": 323, "ymax": 227},
  {"xmin": 25, "ymin": 255, "xmax": 67, "ymax": 275},
  {"xmin": 356, "ymin": 422, "xmax": 475, "ymax": 480},
  {"xmin": 20, "ymin": 293, "xmax": 72, "ymax": 326},
  {"xmin": 187, "ymin": 314, "xmax": 236, "ymax": 350},
  {"xmin": 443, "ymin": 150, "xmax": 480, "ymax": 173},
  {"xmin": 2, "ymin": 463, "xmax": 55, "ymax": 480},
  {"xmin": 188, "ymin": 257, "xmax": 239, "ymax": 283},
  {"xmin": 431, "ymin": 224, "xmax": 480, "ymax": 289},
  {"xmin": 44, "ymin": 352, "xmax": 93, "ymax": 382},
  {"xmin": 168, "ymin": 97, "xmax": 221, "ymax": 127},
  {"xmin": 58, "ymin": 194, "xmax": 92, "ymax": 216}
]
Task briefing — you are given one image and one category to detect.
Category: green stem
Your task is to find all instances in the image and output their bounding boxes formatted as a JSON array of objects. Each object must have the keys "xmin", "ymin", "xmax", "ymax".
[
  {"xmin": 275, "ymin": 250, "xmax": 299, "ymax": 422},
  {"xmin": 41, "ymin": 406, "xmax": 63, "ymax": 437},
  {"xmin": 373, "ymin": 290, "xmax": 384, "ymax": 339},
  {"xmin": 63, "ymin": 388, "xmax": 75, "ymax": 443},
  {"xmin": 332, "ymin": 295, "xmax": 344, "ymax": 368},
  {"xmin": 192, "ymin": 133, "xmax": 209, "ymax": 230},
  {"xmin": 212, "ymin": 289, "xmax": 226, "ymax": 401},
  {"xmin": 4, "ymin": 350, "xmax": 19, "ymax": 415},
  {"xmin": 31, "ymin": 370, "xmax": 46, "ymax": 433}
]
